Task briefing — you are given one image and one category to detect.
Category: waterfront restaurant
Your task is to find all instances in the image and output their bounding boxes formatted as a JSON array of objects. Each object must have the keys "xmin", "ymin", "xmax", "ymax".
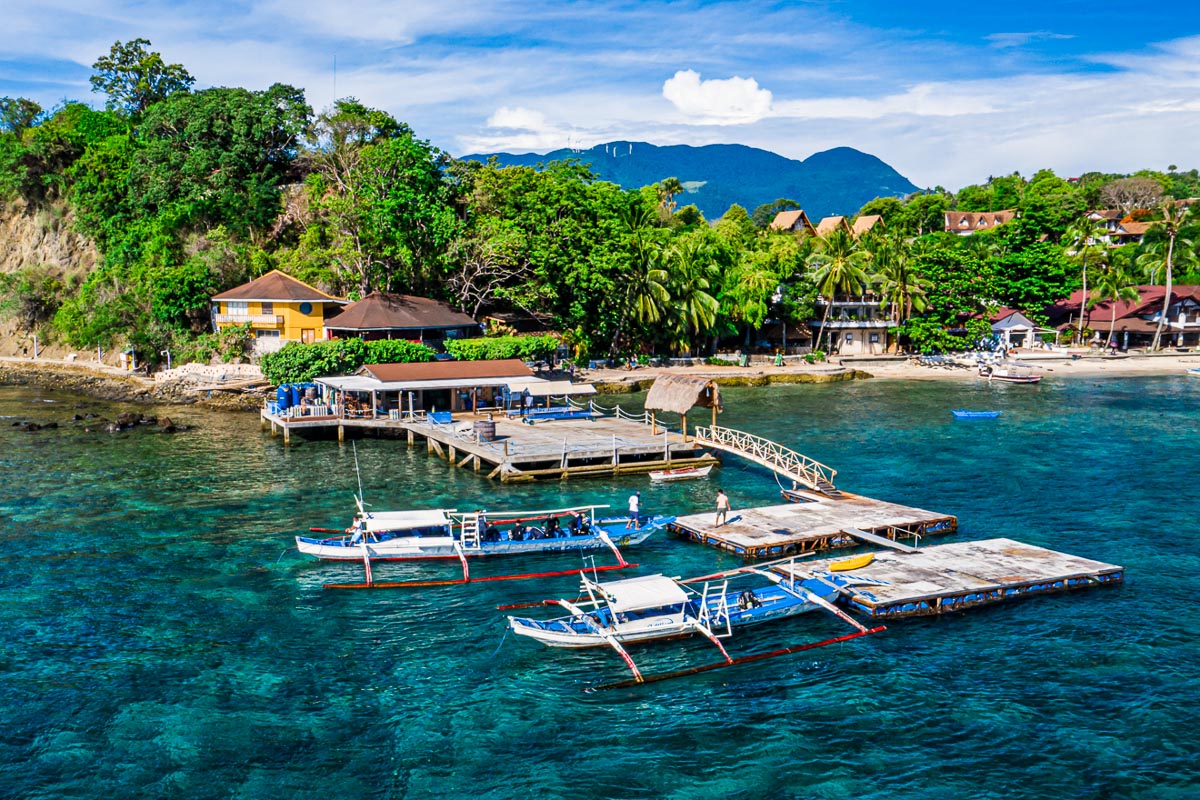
[{"xmin": 314, "ymin": 359, "xmax": 596, "ymax": 418}]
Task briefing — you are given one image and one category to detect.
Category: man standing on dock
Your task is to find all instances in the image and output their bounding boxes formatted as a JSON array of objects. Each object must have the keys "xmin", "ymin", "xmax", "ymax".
[
  {"xmin": 715, "ymin": 489, "xmax": 730, "ymax": 526},
  {"xmin": 626, "ymin": 491, "xmax": 641, "ymax": 530}
]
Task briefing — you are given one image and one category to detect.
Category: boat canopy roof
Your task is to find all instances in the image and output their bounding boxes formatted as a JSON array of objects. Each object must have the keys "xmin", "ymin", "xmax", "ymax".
[
  {"xmin": 360, "ymin": 509, "xmax": 452, "ymax": 532},
  {"xmin": 595, "ymin": 575, "xmax": 689, "ymax": 612}
]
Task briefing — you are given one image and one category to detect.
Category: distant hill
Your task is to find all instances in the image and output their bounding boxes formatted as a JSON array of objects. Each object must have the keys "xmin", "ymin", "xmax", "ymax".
[{"xmin": 460, "ymin": 141, "xmax": 920, "ymax": 220}]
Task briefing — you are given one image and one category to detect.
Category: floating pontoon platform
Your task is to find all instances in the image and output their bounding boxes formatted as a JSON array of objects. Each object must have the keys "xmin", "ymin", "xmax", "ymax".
[
  {"xmin": 668, "ymin": 491, "xmax": 958, "ymax": 558},
  {"xmin": 776, "ymin": 538, "xmax": 1123, "ymax": 619}
]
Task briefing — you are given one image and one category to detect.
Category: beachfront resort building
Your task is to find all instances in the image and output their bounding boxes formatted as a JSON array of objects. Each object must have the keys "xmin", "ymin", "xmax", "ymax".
[
  {"xmin": 211, "ymin": 270, "xmax": 347, "ymax": 353},
  {"xmin": 325, "ymin": 293, "xmax": 481, "ymax": 346},
  {"xmin": 809, "ymin": 294, "xmax": 892, "ymax": 355},
  {"xmin": 944, "ymin": 209, "xmax": 1016, "ymax": 235},
  {"xmin": 814, "ymin": 216, "xmax": 852, "ymax": 237},
  {"xmin": 851, "ymin": 214, "xmax": 884, "ymax": 238},
  {"xmin": 1046, "ymin": 285, "xmax": 1200, "ymax": 349}
]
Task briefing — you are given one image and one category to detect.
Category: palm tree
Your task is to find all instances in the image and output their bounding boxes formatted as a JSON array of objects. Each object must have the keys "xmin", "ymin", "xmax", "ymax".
[
  {"xmin": 1064, "ymin": 216, "xmax": 1106, "ymax": 344},
  {"xmin": 1138, "ymin": 203, "xmax": 1190, "ymax": 350},
  {"xmin": 870, "ymin": 236, "xmax": 928, "ymax": 326},
  {"xmin": 657, "ymin": 177, "xmax": 684, "ymax": 215},
  {"xmin": 664, "ymin": 238, "xmax": 720, "ymax": 353},
  {"xmin": 1089, "ymin": 265, "xmax": 1141, "ymax": 349},
  {"xmin": 806, "ymin": 228, "xmax": 872, "ymax": 352},
  {"xmin": 609, "ymin": 201, "xmax": 670, "ymax": 356}
]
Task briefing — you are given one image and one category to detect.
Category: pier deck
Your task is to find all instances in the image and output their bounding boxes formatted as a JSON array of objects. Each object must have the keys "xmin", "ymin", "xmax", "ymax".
[
  {"xmin": 777, "ymin": 538, "xmax": 1124, "ymax": 618},
  {"xmin": 669, "ymin": 492, "xmax": 957, "ymax": 557},
  {"xmin": 260, "ymin": 409, "xmax": 716, "ymax": 482}
]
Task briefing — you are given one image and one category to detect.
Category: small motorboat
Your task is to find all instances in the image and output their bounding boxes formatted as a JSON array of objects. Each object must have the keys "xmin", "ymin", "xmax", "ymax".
[
  {"xmin": 1188, "ymin": 367, "xmax": 1200, "ymax": 377},
  {"xmin": 979, "ymin": 362, "xmax": 1042, "ymax": 384},
  {"xmin": 648, "ymin": 464, "xmax": 713, "ymax": 483},
  {"xmin": 951, "ymin": 409, "xmax": 1002, "ymax": 419}
]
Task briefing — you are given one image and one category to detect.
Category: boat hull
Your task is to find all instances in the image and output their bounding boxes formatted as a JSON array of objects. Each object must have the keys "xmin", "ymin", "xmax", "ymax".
[
  {"xmin": 296, "ymin": 519, "xmax": 663, "ymax": 561},
  {"xmin": 648, "ymin": 465, "xmax": 713, "ymax": 483}
]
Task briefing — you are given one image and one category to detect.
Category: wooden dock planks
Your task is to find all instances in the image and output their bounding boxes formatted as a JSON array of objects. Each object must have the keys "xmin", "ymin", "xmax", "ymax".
[
  {"xmin": 777, "ymin": 538, "xmax": 1124, "ymax": 618},
  {"xmin": 669, "ymin": 493, "xmax": 958, "ymax": 557}
]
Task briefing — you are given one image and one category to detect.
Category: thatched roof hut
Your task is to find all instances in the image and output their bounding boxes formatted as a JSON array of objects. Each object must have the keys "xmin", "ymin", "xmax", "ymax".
[{"xmin": 644, "ymin": 374, "xmax": 722, "ymax": 415}]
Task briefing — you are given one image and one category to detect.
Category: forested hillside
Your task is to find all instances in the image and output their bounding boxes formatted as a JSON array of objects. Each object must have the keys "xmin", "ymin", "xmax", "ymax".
[
  {"xmin": 462, "ymin": 142, "xmax": 919, "ymax": 220},
  {"xmin": 3, "ymin": 39, "xmax": 1200, "ymax": 366}
]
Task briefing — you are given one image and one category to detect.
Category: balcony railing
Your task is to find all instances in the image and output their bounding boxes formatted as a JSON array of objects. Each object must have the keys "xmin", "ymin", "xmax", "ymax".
[{"xmin": 214, "ymin": 314, "xmax": 284, "ymax": 326}]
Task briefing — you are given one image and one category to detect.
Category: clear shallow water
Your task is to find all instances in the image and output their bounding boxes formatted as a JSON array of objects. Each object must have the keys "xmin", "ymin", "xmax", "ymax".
[{"xmin": 0, "ymin": 377, "xmax": 1197, "ymax": 799}]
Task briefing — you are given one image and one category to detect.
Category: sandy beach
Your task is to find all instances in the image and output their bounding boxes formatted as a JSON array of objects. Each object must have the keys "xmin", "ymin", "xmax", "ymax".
[{"xmin": 582, "ymin": 349, "xmax": 1200, "ymax": 389}]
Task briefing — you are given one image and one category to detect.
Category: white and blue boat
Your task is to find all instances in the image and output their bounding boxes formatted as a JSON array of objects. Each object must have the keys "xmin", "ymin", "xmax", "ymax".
[
  {"xmin": 296, "ymin": 503, "xmax": 671, "ymax": 562},
  {"xmin": 951, "ymin": 409, "xmax": 1002, "ymax": 419},
  {"xmin": 1188, "ymin": 367, "xmax": 1200, "ymax": 377},
  {"xmin": 508, "ymin": 568, "xmax": 863, "ymax": 649}
]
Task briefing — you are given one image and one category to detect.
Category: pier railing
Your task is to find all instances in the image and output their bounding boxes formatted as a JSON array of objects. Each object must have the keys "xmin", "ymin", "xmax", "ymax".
[{"xmin": 692, "ymin": 425, "xmax": 838, "ymax": 492}]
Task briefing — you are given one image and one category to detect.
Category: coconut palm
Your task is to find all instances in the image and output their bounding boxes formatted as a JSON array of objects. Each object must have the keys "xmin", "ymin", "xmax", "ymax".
[
  {"xmin": 870, "ymin": 236, "xmax": 928, "ymax": 326},
  {"xmin": 664, "ymin": 238, "xmax": 720, "ymax": 353},
  {"xmin": 1089, "ymin": 265, "xmax": 1141, "ymax": 349},
  {"xmin": 1137, "ymin": 203, "xmax": 1191, "ymax": 350},
  {"xmin": 806, "ymin": 228, "xmax": 872, "ymax": 352},
  {"xmin": 1064, "ymin": 216, "xmax": 1106, "ymax": 343}
]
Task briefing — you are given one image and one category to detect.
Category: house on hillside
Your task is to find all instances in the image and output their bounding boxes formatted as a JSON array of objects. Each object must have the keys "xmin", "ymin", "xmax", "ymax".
[
  {"xmin": 325, "ymin": 293, "xmax": 481, "ymax": 346},
  {"xmin": 809, "ymin": 294, "xmax": 891, "ymax": 355},
  {"xmin": 1085, "ymin": 210, "xmax": 1151, "ymax": 246},
  {"xmin": 944, "ymin": 209, "xmax": 1016, "ymax": 235},
  {"xmin": 851, "ymin": 214, "xmax": 884, "ymax": 238},
  {"xmin": 814, "ymin": 216, "xmax": 852, "ymax": 237},
  {"xmin": 1046, "ymin": 285, "xmax": 1200, "ymax": 349},
  {"xmin": 211, "ymin": 270, "xmax": 347, "ymax": 353},
  {"xmin": 961, "ymin": 307, "xmax": 1042, "ymax": 350},
  {"xmin": 769, "ymin": 209, "xmax": 816, "ymax": 234}
]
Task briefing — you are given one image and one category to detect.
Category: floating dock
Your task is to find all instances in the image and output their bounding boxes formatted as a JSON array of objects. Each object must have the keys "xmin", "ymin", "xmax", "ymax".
[
  {"xmin": 261, "ymin": 409, "xmax": 716, "ymax": 482},
  {"xmin": 776, "ymin": 538, "xmax": 1124, "ymax": 619},
  {"xmin": 669, "ymin": 491, "xmax": 958, "ymax": 557}
]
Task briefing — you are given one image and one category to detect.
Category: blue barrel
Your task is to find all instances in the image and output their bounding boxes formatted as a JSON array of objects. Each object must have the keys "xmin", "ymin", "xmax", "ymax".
[
  {"xmin": 291, "ymin": 385, "xmax": 303, "ymax": 408},
  {"xmin": 276, "ymin": 385, "xmax": 292, "ymax": 411}
]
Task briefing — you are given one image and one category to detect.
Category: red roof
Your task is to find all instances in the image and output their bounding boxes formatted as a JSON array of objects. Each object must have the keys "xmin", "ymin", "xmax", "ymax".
[
  {"xmin": 1046, "ymin": 285, "xmax": 1200, "ymax": 323},
  {"xmin": 212, "ymin": 270, "xmax": 345, "ymax": 303},
  {"xmin": 361, "ymin": 359, "xmax": 533, "ymax": 382},
  {"xmin": 326, "ymin": 293, "xmax": 478, "ymax": 331}
]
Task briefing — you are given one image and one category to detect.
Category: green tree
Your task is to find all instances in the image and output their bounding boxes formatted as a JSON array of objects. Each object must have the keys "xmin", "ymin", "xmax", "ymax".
[
  {"xmin": 1089, "ymin": 265, "xmax": 1141, "ymax": 347},
  {"xmin": 750, "ymin": 197, "xmax": 801, "ymax": 229},
  {"xmin": 806, "ymin": 228, "xmax": 872, "ymax": 352},
  {"xmin": 90, "ymin": 38, "xmax": 195, "ymax": 115},
  {"xmin": 0, "ymin": 97, "xmax": 42, "ymax": 136},
  {"xmin": 1137, "ymin": 203, "xmax": 1191, "ymax": 350},
  {"xmin": 664, "ymin": 236, "xmax": 720, "ymax": 353},
  {"xmin": 870, "ymin": 236, "xmax": 927, "ymax": 325},
  {"xmin": 1063, "ymin": 216, "xmax": 1105, "ymax": 343}
]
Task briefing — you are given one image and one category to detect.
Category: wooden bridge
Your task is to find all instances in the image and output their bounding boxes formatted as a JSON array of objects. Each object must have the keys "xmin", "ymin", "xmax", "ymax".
[{"xmin": 692, "ymin": 425, "xmax": 840, "ymax": 496}]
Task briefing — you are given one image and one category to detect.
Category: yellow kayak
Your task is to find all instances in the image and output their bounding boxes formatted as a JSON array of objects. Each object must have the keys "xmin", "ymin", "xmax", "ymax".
[{"xmin": 829, "ymin": 553, "xmax": 875, "ymax": 572}]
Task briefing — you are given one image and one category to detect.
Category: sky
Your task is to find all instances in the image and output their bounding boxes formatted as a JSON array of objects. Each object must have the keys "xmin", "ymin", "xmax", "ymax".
[{"xmin": 3, "ymin": 0, "xmax": 1200, "ymax": 190}]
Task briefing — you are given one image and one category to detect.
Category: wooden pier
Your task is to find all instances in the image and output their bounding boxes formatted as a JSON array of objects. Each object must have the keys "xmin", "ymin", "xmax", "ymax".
[
  {"xmin": 260, "ymin": 407, "xmax": 717, "ymax": 482},
  {"xmin": 775, "ymin": 538, "xmax": 1124, "ymax": 618},
  {"xmin": 669, "ymin": 491, "xmax": 958, "ymax": 557}
]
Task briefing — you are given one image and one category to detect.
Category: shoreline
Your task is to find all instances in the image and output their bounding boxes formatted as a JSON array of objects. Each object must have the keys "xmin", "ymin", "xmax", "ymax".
[{"xmin": 3, "ymin": 351, "xmax": 1198, "ymax": 409}]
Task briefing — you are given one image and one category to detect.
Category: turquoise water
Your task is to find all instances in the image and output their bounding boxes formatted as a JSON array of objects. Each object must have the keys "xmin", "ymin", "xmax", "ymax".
[{"xmin": 1, "ymin": 376, "xmax": 1197, "ymax": 799}]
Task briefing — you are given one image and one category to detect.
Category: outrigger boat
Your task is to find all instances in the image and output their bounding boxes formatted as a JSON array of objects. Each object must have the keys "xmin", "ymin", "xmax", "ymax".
[
  {"xmin": 299, "ymin": 502, "xmax": 673, "ymax": 590},
  {"xmin": 505, "ymin": 559, "xmax": 887, "ymax": 688},
  {"xmin": 648, "ymin": 464, "xmax": 713, "ymax": 483},
  {"xmin": 951, "ymin": 409, "xmax": 1001, "ymax": 419}
]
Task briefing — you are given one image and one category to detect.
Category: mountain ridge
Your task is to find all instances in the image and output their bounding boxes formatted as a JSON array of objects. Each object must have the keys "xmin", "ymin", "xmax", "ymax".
[{"xmin": 461, "ymin": 141, "xmax": 921, "ymax": 220}]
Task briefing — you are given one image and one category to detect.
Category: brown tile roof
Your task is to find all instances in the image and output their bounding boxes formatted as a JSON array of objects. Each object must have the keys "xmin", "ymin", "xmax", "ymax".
[
  {"xmin": 815, "ymin": 216, "xmax": 850, "ymax": 236},
  {"xmin": 326, "ymin": 293, "xmax": 479, "ymax": 331},
  {"xmin": 944, "ymin": 209, "xmax": 1017, "ymax": 232},
  {"xmin": 1046, "ymin": 285, "xmax": 1200, "ymax": 323},
  {"xmin": 211, "ymin": 270, "xmax": 346, "ymax": 303},
  {"xmin": 851, "ymin": 214, "xmax": 883, "ymax": 236},
  {"xmin": 769, "ymin": 209, "xmax": 813, "ymax": 232},
  {"xmin": 362, "ymin": 359, "xmax": 533, "ymax": 382},
  {"xmin": 1113, "ymin": 221, "xmax": 1152, "ymax": 236},
  {"xmin": 1087, "ymin": 209, "xmax": 1122, "ymax": 221}
]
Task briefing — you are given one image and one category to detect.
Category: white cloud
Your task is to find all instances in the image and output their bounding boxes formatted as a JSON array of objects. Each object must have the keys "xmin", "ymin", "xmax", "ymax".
[
  {"xmin": 661, "ymin": 69, "xmax": 772, "ymax": 125},
  {"xmin": 985, "ymin": 31, "xmax": 1073, "ymax": 49}
]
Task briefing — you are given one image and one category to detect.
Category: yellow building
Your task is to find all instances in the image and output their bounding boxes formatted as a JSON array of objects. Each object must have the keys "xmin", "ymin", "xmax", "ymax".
[{"xmin": 211, "ymin": 270, "xmax": 347, "ymax": 352}]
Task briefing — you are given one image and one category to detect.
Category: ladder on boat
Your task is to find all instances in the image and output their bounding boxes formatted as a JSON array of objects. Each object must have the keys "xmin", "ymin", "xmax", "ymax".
[
  {"xmin": 692, "ymin": 425, "xmax": 840, "ymax": 496},
  {"xmin": 697, "ymin": 580, "xmax": 732, "ymax": 637},
  {"xmin": 459, "ymin": 512, "xmax": 483, "ymax": 550}
]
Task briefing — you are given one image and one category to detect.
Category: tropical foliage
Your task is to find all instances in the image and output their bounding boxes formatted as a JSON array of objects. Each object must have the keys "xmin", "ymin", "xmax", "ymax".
[{"xmin": 3, "ymin": 38, "xmax": 1200, "ymax": 367}]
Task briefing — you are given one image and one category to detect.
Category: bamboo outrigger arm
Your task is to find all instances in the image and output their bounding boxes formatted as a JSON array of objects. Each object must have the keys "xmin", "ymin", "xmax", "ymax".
[{"xmin": 555, "ymin": 599, "xmax": 644, "ymax": 683}]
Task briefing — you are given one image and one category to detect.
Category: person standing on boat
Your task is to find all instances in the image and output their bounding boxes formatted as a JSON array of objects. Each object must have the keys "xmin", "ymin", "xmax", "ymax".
[
  {"xmin": 626, "ymin": 491, "xmax": 641, "ymax": 530},
  {"xmin": 715, "ymin": 489, "xmax": 730, "ymax": 526}
]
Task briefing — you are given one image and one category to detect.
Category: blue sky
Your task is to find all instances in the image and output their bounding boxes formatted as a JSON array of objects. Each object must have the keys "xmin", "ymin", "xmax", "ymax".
[{"xmin": 3, "ymin": 1, "xmax": 1200, "ymax": 189}]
